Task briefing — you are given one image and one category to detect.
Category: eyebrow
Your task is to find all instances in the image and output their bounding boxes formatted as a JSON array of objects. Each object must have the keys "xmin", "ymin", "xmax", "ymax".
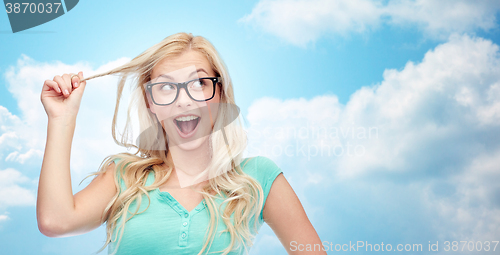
[{"xmin": 157, "ymin": 68, "xmax": 209, "ymax": 80}]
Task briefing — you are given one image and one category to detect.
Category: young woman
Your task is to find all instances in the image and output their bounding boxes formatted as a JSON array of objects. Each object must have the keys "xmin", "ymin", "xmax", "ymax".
[{"xmin": 38, "ymin": 32, "xmax": 325, "ymax": 255}]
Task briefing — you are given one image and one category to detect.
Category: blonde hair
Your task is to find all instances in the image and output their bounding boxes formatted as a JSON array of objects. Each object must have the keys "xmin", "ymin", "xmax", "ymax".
[{"xmin": 79, "ymin": 32, "xmax": 264, "ymax": 255}]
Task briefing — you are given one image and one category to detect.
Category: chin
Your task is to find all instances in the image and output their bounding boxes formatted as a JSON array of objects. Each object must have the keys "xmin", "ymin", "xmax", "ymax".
[{"xmin": 175, "ymin": 136, "xmax": 207, "ymax": 151}]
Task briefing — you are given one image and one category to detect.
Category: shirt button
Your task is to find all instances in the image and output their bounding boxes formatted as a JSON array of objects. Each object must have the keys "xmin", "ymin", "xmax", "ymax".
[
  {"xmin": 183, "ymin": 222, "xmax": 187, "ymax": 227},
  {"xmin": 184, "ymin": 213, "xmax": 189, "ymax": 218},
  {"xmin": 181, "ymin": 232, "xmax": 186, "ymax": 238}
]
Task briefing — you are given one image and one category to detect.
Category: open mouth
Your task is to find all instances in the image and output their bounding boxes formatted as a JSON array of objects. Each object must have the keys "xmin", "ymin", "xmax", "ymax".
[{"xmin": 174, "ymin": 115, "xmax": 200, "ymax": 136}]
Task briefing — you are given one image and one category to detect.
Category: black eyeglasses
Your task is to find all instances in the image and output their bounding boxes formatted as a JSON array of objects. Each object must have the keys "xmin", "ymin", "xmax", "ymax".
[{"xmin": 146, "ymin": 77, "xmax": 221, "ymax": 106}]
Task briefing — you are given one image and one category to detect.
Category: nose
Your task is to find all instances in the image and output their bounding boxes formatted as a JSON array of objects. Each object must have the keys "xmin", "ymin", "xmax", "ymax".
[{"xmin": 175, "ymin": 87, "xmax": 193, "ymax": 107}]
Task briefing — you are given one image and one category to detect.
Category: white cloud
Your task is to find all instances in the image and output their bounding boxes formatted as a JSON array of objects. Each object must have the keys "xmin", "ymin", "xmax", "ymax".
[
  {"xmin": 386, "ymin": 0, "xmax": 500, "ymax": 39},
  {"xmin": 244, "ymin": 34, "xmax": 500, "ymax": 242},
  {"xmin": 424, "ymin": 149, "xmax": 500, "ymax": 242},
  {"xmin": 0, "ymin": 214, "xmax": 9, "ymax": 222},
  {"xmin": 335, "ymin": 34, "xmax": 500, "ymax": 177},
  {"xmin": 0, "ymin": 106, "xmax": 23, "ymax": 161},
  {"xmin": 240, "ymin": 0, "xmax": 383, "ymax": 46},
  {"xmin": 5, "ymin": 148, "xmax": 43, "ymax": 164},
  {"xmin": 240, "ymin": 0, "xmax": 500, "ymax": 46},
  {"xmin": 0, "ymin": 168, "xmax": 36, "ymax": 207}
]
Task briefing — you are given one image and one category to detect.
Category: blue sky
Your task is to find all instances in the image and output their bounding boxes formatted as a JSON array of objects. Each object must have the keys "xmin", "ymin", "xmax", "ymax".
[{"xmin": 1, "ymin": 0, "xmax": 500, "ymax": 254}]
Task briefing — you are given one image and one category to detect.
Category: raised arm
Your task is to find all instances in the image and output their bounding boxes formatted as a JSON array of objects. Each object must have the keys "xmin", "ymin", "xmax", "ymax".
[
  {"xmin": 263, "ymin": 173, "xmax": 326, "ymax": 255},
  {"xmin": 37, "ymin": 72, "xmax": 117, "ymax": 237}
]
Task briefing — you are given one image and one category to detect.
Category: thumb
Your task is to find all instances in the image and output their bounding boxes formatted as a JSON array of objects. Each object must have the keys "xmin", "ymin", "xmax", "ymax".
[{"xmin": 74, "ymin": 71, "xmax": 87, "ymax": 94}]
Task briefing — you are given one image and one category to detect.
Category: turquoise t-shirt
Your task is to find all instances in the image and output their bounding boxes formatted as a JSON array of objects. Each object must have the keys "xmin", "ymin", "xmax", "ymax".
[{"xmin": 107, "ymin": 156, "xmax": 283, "ymax": 255}]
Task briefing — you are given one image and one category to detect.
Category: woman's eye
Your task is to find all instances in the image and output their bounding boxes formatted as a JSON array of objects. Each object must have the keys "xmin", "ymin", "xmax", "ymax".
[
  {"xmin": 193, "ymin": 80, "xmax": 203, "ymax": 87},
  {"xmin": 160, "ymin": 84, "xmax": 175, "ymax": 90}
]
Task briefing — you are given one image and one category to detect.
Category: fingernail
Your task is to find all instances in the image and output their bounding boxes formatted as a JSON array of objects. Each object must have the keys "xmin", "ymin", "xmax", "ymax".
[
  {"xmin": 74, "ymin": 81, "xmax": 79, "ymax": 88},
  {"xmin": 57, "ymin": 87, "xmax": 61, "ymax": 93},
  {"xmin": 64, "ymin": 89, "xmax": 69, "ymax": 95}
]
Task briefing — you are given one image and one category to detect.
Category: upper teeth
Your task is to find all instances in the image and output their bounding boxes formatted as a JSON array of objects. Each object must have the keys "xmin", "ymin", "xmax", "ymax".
[{"xmin": 175, "ymin": 115, "xmax": 199, "ymax": 122}]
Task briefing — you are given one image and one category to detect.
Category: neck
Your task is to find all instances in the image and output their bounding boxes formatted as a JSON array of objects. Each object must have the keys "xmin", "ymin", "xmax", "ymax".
[{"xmin": 167, "ymin": 138, "xmax": 212, "ymax": 188}]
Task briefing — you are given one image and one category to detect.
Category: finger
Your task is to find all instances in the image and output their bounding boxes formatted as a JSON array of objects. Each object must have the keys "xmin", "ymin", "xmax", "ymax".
[
  {"xmin": 74, "ymin": 71, "xmax": 87, "ymax": 95},
  {"xmin": 52, "ymin": 75, "xmax": 65, "ymax": 96},
  {"xmin": 64, "ymin": 73, "xmax": 76, "ymax": 91},
  {"xmin": 77, "ymin": 71, "xmax": 86, "ymax": 87},
  {"xmin": 61, "ymin": 74, "xmax": 74, "ymax": 96},
  {"xmin": 71, "ymin": 73, "xmax": 80, "ymax": 88},
  {"xmin": 44, "ymin": 79, "xmax": 62, "ymax": 93},
  {"xmin": 54, "ymin": 75, "xmax": 70, "ymax": 97}
]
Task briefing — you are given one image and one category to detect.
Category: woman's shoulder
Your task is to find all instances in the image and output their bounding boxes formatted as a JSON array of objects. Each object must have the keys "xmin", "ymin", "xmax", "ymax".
[
  {"xmin": 241, "ymin": 156, "xmax": 283, "ymax": 181},
  {"xmin": 240, "ymin": 156, "xmax": 284, "ymax": 222},
  {"xmin": 242, "ymin": 155, "xmax": 279, "ymax": 167}
]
